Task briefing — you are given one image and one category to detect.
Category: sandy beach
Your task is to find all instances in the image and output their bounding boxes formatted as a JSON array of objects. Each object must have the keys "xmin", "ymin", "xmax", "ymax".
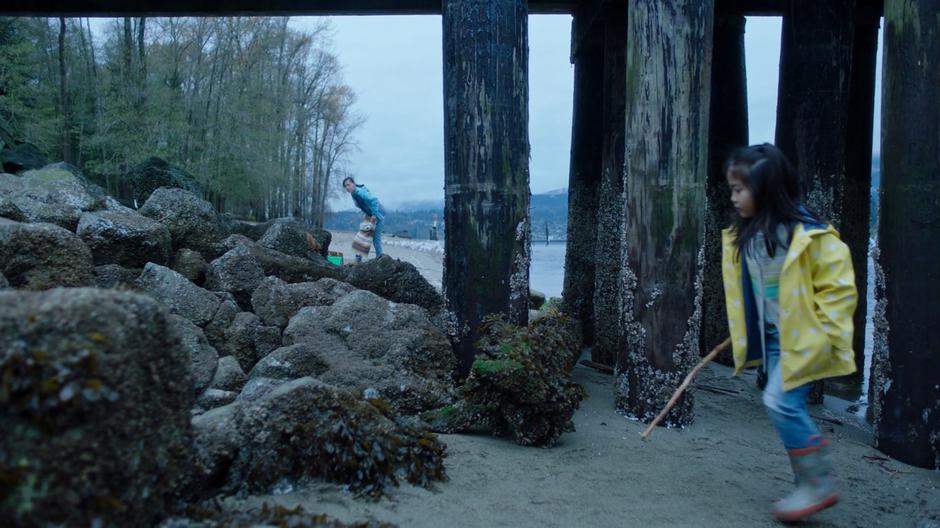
[
  {"xmin": 229, "ymin": 357, "xmax": 940, "ymax": 527},
  {"xmin": 224, "ymin": 232, "xmax": 940, "ymax": 527}
]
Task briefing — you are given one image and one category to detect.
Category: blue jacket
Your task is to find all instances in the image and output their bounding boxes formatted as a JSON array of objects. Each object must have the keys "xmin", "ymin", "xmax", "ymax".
[{"xmin": 351, "ymin": 185, "xmax": 384, "ymax": 220}]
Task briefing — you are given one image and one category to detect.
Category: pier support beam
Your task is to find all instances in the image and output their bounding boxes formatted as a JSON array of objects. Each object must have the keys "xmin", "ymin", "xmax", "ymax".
[
  {"xmin": 563, "ymin": 9, "xmax": 604, "ymax": 347},
  {"xmin": 702, "ymin": 10, "xmax": 748, "ymax": 365},
  {"xmin": 841, "ymin": 6, "xmax": 880, "ymax": 388},
  {"xmin": 871, "ymin": 0, "xmax": 940, "ymax": 470},
  {"xmin": 615, "ymin": 0, "xmax": 714, "ymax": 427},
  {"xmin": 442, "ymin": 0, "xmax": 530, "ymax": 374},
  {"xmin": 591, "ymin": 3, "xmax": 629, "ymax": 366},
  {"xmin": 775, "ymin": 0, "xmax": 857, "ymax": 403}
]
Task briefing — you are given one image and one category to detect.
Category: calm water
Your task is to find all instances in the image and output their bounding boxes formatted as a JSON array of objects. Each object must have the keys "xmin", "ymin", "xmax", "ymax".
[{"xmin": 530, "ymin": 242, "xmax": 567, "ymax": 299}]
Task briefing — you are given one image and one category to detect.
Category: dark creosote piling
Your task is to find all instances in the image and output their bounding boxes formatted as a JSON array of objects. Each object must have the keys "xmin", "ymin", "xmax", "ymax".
[
  {"xmin": 871, "ymin": 0, "xmax": 940, "ymax": 471},
  {"xmin": 775, "ymin": 0, "xmax": 857, "ymax": 403},
  {"xmin": 591, "ymin": 2, "xmax": 628, "ymax": 367},
  {"xmin": 615, "ymin": 0, "xmax": 714, "ymax": 427},
  {"xmin": 841, "ymin": 4, "xmax": 880, "ymax": 386},
  {"xmin": 702, "ymin": 10, "xmax": 747, "ymax": 366},
  {"xmin": 442, "ymin": 0, "xmax": 530, "ymax": 375},
  {"xmin": 562, "ymin": 6, "xmax": 604, "ymax": 348}
]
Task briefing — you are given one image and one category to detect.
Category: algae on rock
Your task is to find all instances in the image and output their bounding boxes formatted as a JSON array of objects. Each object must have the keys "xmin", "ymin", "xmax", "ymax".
[{"xmin": 423, "ymin": 313, "xmax": 584, "ymax": 447}]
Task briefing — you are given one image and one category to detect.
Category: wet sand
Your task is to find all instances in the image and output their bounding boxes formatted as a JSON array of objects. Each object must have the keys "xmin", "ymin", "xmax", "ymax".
[{"xmin": 230, "ymin": 357, "xmax": 939, "ymax": 527}]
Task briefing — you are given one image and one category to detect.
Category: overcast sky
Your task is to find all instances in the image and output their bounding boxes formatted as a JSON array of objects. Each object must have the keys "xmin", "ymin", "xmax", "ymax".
[
  {"xmin": 304, "ymin": 15, "xmax": 881, "ymax": 211},
  {"xmin": 89, "ymin": 15, "xmax": 881, "ymax": 211}
]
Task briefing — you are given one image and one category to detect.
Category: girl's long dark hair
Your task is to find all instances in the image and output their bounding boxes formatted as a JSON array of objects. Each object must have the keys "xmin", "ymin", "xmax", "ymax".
[{"xmin": 726, "ymin": 143, "xmax": 824, "ymax": 260}]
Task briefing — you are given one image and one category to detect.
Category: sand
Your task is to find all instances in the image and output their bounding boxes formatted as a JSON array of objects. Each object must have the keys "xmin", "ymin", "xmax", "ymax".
[
  {"xmin": 234, "ymin": 231, "xmax": 940, "ymax": 526},
  {"xmin": 230, "ymin": 360, "xmax": 939, "ymax": 526}
]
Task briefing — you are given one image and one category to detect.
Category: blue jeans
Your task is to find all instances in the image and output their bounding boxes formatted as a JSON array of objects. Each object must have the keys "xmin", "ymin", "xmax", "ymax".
[
  {"xmin": 762, "ymin": 336, "xmax": 820, "ymax": 450},
  {"xmin": 372, "ymin": 217, "xmax": 383, "ymax": 256}
]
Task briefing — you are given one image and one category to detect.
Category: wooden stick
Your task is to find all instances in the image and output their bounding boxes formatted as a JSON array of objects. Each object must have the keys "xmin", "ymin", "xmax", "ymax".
[{"xmin": 640, "ymin": 337, "xmax": 732, "ymax": 441}]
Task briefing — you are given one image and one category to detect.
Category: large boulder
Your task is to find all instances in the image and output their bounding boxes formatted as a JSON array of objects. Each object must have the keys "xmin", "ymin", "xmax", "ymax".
[
  {"xmin": 345, "ymin": 256, "xmax": 443, "ymax": 315},
  {"xmin": 210, "ymin": 356, "xmax": 247, "ymax": 393},
  {"xmin": 203, "ymin": 299, "xmax": 240, "ymax": 352},
  {"xmin": 0, "ymin": 219, "xmax": 95, "ymax": 289},
  {"xmin": 218, "ymin": 311, "xmax": 281, "ymax": 373},
  {"xmin": 196, "ymin": 389, "xmax": 237, "ymax": 411},
  {"xmin": 169, "ymin": 314, "xmax": 219, "ymax": 395},
  {"xmin": 257, "ymin": 219, "xmax": 332, "ymax": 259},
  {"xmin": 0, "ymin": 288, "xmax": 192, "ymax": 527},
  {"xmin": 189, "ymin": 403, "xmax": 243, "ymax": 496},
  {"xmin": 248, "ymin": 343, "xmax": 329, "ymax": 381},
  {"xmin": 251, "ymin": 276, "xmax": 355, "ymax": 328},
  {"xmin": 136, "ymin": 263, "xmax": 221, "ymax": 327},
  {"xmin": 77, "ymin": 209, "xmax": 173, "ymax": 267},
  {"xmin": 124, "ymin": 157, "xmax": 203, "ymax": 206},
  {"xmin": 221, "ymin": 234, "xmax": 346, "ymax": 284},
  {"xmin": 225, "ymin": 377, "xmax": 447, "ymax": 496},
  {"xmin": 422, "ymin": 313, "xmax": 585, "ymax": 448},
  {"xmin": 94, "ymin": 264, "xmax": 142, "ymax": 289},
  {"xmin": 283, "ymin": 289, "xmax": 456, "ymax": 414},
  {"xmin": 0, "ymin": 169, "xmax": 106, "ymax": 230},
  {"xmin": 0, "ymin": 142, "xmax": 48, "ymax": 173},
  {"xmin": 139, "ymin": 187, "xmax": 222, "ymax": 255},
  {"xmin": 258, "ymin": 220, "xmax": 310, "ymax": 258},
  {"xmin": 171, "ymin": 248, "xmax": 208, "ymax": 285},
  {"xmin": 204, "ymin": 246, "xmax": 265, "ymax": 310}
]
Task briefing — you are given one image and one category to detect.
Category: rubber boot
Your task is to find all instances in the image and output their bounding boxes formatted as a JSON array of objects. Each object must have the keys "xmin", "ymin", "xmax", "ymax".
[{"xmin": 772, "ymin": 436, "xmax": 839, "ymax": 522}]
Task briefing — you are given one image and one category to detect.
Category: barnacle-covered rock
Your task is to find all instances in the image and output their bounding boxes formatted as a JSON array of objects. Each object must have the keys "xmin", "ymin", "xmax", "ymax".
[
  {"xmin": 344, "ymin": 256, "xmax": 443, "ymax": 316},
  {"xmin": 283, "ymin": 289, "xmax": 457, "ymax": 414},
  {"xmin": 136, "ymin": 263, "xmax": 221, "ymax": 327},
  {"xmin": 0, "ymin": 218, "xmax": 95, "ymax": 289},
  {"xmin": 0, "ymin": 288, "xmax": 192, "ymax": 527},
  {"xmin": 251, "ymin": 276, "xmax": 355, "ymax": 328},
  {"xmin": 139, "ymin": 187, "xmax": 223, "ymax": 256},
  {"xmin": 192, "ymin": 377, "xmax": 447, "ymax": 499},
  {"xmin": 422, "ymin": 313, "xmax": 584, "ymax": 447},
  {"xmin": 77, "ymin": 209, "xmax": 172, "ymax": 268}
]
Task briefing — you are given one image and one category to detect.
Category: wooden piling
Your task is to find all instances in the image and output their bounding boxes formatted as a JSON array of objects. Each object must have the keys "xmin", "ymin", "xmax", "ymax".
[
  {"xmin": 562, "ymin": 9, "xmax": 605, "ymax": 347},
  {"xmin": 871, "ymin": 0, "xmax": 940, "ymax": 470},
  {"xmin": 442, "ymin": 0, "xmax": 530, "ymax": 375},
  {"xmin": 615, "ymin": 0, "xmax": 714, "ymax": 427},
  {"xmin": 841, "ymin": 5, "xmax": 880, "ymax": 387},
  {"xmin": 775, "ymin": 0, "xmax": 857, "ymax": 404},
  {"xmin": 591, "ymin": 2, "xmax": 629, "ymax": 367},
  {"xmin": 702, "ymin": 10, "xmax": 748, "ymax": 366}
]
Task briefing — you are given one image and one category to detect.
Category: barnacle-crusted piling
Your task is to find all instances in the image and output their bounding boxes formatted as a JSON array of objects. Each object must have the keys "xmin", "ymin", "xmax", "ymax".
[
  {"xmin": 562, "ymin": 6, "xmax": 605, "ymax": 347},
  {"xmin": 442, "ymin": 0, "xmax": 531, "ymax": 375},
  {"xmin": 615, "ymin": 0, "xmax": 713, "ymax": 428},
  {"xmin": 871, "ymin": 0, "xmax": 940, "ymax": 471}
]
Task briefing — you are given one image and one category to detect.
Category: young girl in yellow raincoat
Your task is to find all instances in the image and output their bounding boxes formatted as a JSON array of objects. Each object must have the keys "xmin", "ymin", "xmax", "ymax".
[{"xmin": 721, "ymin": 144, "xmax": 857, "ymax": 522}]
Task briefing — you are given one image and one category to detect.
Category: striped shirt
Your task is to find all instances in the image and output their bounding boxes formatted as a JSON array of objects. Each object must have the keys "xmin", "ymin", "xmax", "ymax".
[{"xmin": 744, "ymin": 223, "xmax": 790, "ymax": 340}]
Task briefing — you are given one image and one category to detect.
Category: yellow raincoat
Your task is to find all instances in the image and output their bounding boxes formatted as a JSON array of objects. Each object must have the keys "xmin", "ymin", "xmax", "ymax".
[{"xmin": 722, "ymin": 222, "xmax": 858, "ymax": 391}]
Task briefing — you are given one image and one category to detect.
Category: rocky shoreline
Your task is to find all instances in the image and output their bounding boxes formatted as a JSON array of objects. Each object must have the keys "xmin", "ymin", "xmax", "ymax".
[{"xmin": 0, "ymin": 165, "xmax": 581, "ymax": 527}]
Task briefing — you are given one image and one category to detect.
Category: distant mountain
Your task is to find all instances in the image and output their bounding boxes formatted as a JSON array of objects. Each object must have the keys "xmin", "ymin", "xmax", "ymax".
[
  {"xmin": 324, "ymin": 188, "xmax": 570, "ymax": 241},
  {"xmin": 393, "ymin": 199, "xmax": 445, "ymax": 212}
]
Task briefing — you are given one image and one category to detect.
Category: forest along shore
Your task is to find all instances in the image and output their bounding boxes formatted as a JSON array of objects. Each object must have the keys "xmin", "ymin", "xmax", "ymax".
[{"xmin": 229, "ymin": 357, "xmax": 940, "ymax": 527}]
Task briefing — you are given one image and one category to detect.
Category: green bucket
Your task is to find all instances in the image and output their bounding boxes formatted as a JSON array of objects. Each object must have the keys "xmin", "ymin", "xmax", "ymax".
[{"xmin": 327, "ymin": 254, "xmax": 343, "ymax": 266}]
